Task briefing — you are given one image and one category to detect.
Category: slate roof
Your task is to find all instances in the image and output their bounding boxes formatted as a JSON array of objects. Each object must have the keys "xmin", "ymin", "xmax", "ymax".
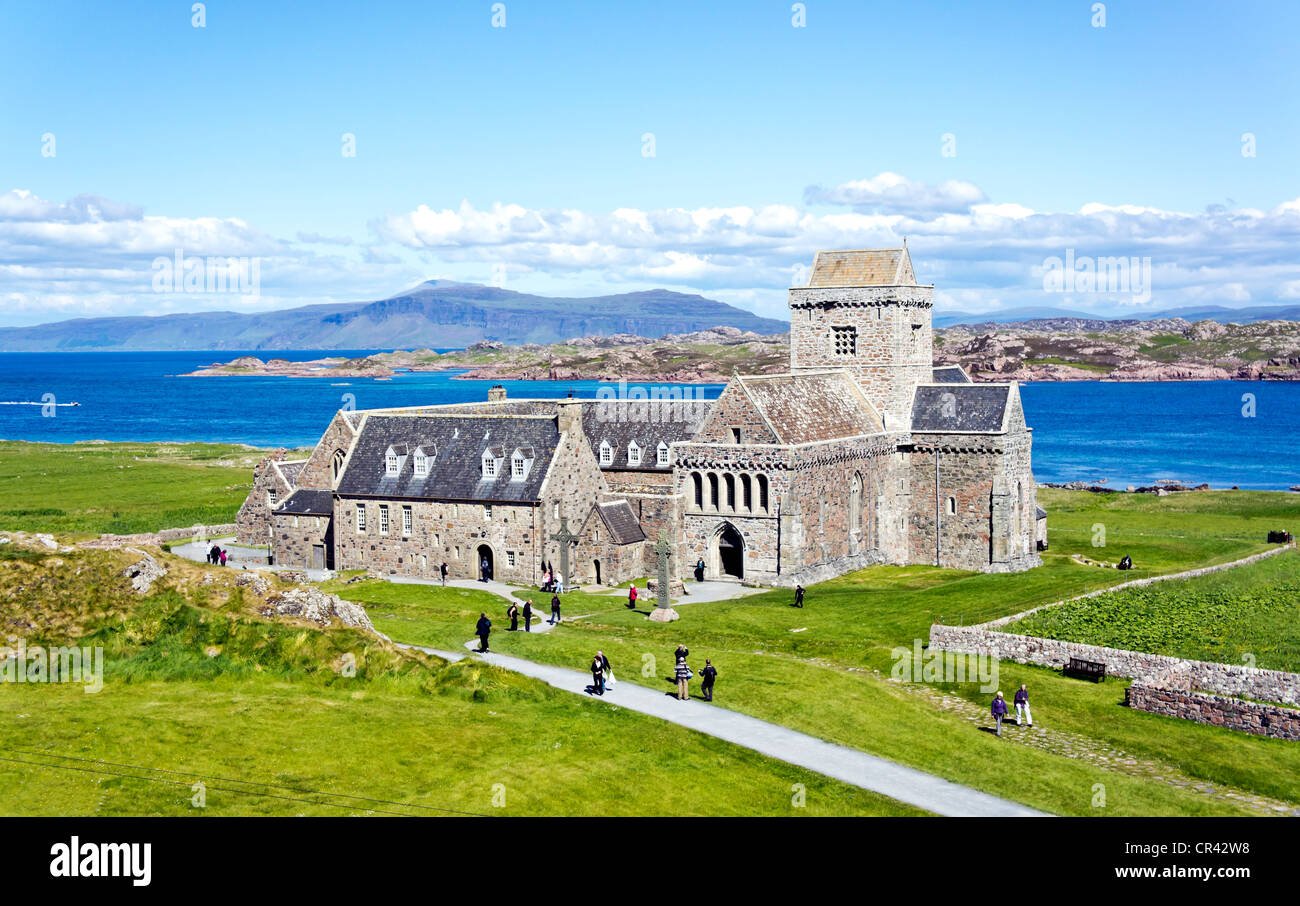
[
  {"xmin": 911, "ymin": 384, "xmax": 1011, "ymax": 433},
  {"xmin": 336, "ymin": 414, "xmax": 560, "ymax": 502},
  {"xmin": 1036, "ymin": 506, "xmax": 1048, "ymax": 520},
  {"xmin": 808, "ymin": 246, "xmax": 916, "ymax": 287},
  {"xmin": 273, "ymin": 489, "xmax": 334, "ymax": 516},
  {"xmin": 931, "ymin": 366, "xmax": 972, "ymax": 384},
  {"xmin": 581, "ymin": 399, "xmax": 712, "ymax": 470},
  {"xmin": 595, "ymin": 500, "xmax": 646, "ymax": 545},
  {"xmin": 738, "ymin": 371, "xmax": 883, "ymax": 443},
  {"xmin": 275, "ymin": 460, "xmax": 307, "ymax": 486}
]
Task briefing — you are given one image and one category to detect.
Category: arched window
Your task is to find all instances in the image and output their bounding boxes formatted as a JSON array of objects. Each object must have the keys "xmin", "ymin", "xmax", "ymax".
[
  {"xmin": 331, "ymin": 449, "xmax": 346, "ymax": 482},
  {"xmin": 724, "ymin": 474, "xmax": 736, "ymax": 512},
  {"xmin": 849, "ymin": 473, "xmax": 863, "ymax": 536},
  {"xmin": 947, "ymin": 496, "xmax": 956, "ymax": 515},
  {"xmin": 708, "ymin": 473, "xmax": 719, "ymax": 510},
  {"xmin": 741, "ymin": 474, "xmax": 752, "ymax": 512},
  {"xmin": 692, "ymin": 472, "xmax": 703, "ymax": 509},
  {"xmin": 757, "ymin": 474, "xmax": 769, "ymax": 514}
]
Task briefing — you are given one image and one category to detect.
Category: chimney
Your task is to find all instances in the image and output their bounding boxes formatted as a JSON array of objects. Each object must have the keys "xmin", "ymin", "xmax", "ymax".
[
  {"xmin": 488, "ymin": 384, "xmax": 507, "ymax": 403},
  {"xmin": 556, "ymin": 399, "xmax": 583, "ymax": 437}
]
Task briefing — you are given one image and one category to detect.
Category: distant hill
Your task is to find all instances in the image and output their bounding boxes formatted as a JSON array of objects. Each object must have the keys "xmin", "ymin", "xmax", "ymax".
[
  {"xmin": 0, "ymin": 281, "xmax": 789, "ymax": 351},
  {"xmin": 935, "ymin": 302, "xmax": 1300, "ymax": 328}
]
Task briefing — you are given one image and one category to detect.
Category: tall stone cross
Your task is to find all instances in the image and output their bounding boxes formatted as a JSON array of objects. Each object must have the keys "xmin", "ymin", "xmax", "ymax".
[
  {"xmin": 550, "ymin": 515, "xmax": 578, "ymax": 584},
  {"xmin": 654, "ymin": 532, "xmax": 673, "ymax": 609}
]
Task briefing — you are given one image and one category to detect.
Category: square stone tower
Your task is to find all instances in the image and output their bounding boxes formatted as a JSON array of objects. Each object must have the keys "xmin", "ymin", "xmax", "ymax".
[{"xmin": 788, "ymin": 244, "xmax": 934, "ymax": 429}]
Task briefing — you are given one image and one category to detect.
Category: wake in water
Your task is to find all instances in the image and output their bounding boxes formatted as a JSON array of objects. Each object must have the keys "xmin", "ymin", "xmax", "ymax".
[{"xmin": 0, "ymin": 401, "xmax": 80, "ymax": 406}]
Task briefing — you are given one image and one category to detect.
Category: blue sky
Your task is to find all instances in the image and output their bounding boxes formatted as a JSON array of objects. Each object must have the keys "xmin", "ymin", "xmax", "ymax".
[{"xmin": 2, "ymin": 0, "xmax": 1298, "ymax": 326}]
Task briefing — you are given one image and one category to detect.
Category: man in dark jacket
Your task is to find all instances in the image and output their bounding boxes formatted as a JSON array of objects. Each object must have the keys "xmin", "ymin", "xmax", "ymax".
[
  {"xmin": 439, "ymin": 561, "xmax": 448, "ymax": 586},
  {"xmin": 991, "ymin": 691, "xmax": 1009, "ymax": 737},
  {"xmin": 590, "ymin": 653, "xmax": 605, "ymax": 695},
  {"xmin": 794, "ymin": 585, "xmax": 805, "ymax": 608},
  {"xmin": 550, "ymin": 594, "xmax": 561, "ymax": 624},
  {"xmin": 475, "ymin": 613, "xmax": 492, "ymax": 652},
  {"xmin": 523, "ymin": 599, "xmax": 533, "ymax": 632},
  {"xmin": 674, "ymin": 644, "xmax": 689, "ymax": 664},
  {"xmin": 699, "ymin": 659, "xmax": 718, "ymax": 701},
  {"xmin": 507, "ymin": 601, "xmax": 519, "ymax": 631}
]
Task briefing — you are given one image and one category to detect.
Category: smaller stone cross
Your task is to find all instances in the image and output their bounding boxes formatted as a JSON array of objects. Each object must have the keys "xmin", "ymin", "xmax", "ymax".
[
  {"xmin": 551, "ymin": 515, "xmax": 578, "ymax": 583},
  {"xmin": 654, "ymin": 532, "xmax": 673, "ymax": 609}
]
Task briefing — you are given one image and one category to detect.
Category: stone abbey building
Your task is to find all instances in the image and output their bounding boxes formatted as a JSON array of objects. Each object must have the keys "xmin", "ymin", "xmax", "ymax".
[{"xmin": 237, "ymin": 246, "xmax": 1045, "ymax": 586}]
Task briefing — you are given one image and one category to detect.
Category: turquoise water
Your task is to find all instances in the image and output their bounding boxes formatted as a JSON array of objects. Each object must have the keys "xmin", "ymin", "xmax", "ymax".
[{"xmin": 0, "ymin": 351, "xmax": 1295, "ymax": 490}]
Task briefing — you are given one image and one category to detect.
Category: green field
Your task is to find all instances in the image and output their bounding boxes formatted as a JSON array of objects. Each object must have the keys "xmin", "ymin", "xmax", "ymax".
[
  {"xmin": 341, "ymin": 487, "xmax": 1300, "ymax": 817},
  {"xmin": 1007, "ymin": 549, "xmax": 1300, "ymax": 672},
  {"xmin": 0, "ymin": 440, "xmax": 271, "ymax": 535},
  {"xmin": 6, "ymin": 442, "xmax": 1300, "ymax": 817},
  {"xmin": 0, "ymin": 547, "xmax": 919, "ymax": 817}
]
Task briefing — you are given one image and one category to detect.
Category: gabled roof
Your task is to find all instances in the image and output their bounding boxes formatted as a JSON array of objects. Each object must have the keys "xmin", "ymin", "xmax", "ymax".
[
  {"xmin": 808, "ymin": 245, "xmax": 916, "ymax": 287},
  {"xmin": 273, "ymin": 459, "xmax": 308, "ymax": 487},
  {"xmin": 911, "ymin": 384, "xmax": 1013, "ymax": 433},
  {"xmin": 273, "ymin": 488, "xmax": 334, "ymax": 516},
  {"xmin": 594, "ymin": 500, "xmax": 646, "ymax": 545},
  {"xmin": 581, "ymin": 399, "xmax": 712, "ymax": 470},
  {"xmin": 735, "ymin": 371, "xmax": 884, "ymax": 444},
  {"xmin": 336, "ymin": 414, "xmax": 560, "ymax": 502},
  {"xmin": 931, "ymin": 365, "xmax": 972, "ymax": 384}
]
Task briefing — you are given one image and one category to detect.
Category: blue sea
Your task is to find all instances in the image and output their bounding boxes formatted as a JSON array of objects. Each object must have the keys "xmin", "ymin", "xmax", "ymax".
[{"xmin": 0, "ymin": 351, "xmax": 1296, "ymax": 490}]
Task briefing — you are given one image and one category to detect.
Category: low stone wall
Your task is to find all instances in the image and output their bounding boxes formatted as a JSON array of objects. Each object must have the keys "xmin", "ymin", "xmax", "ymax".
[
  {"xmin": 929, "ymin": 623, "xmax": 1300, "ymax": 707},
  {"xmin": 1126, "ymin": 684, "xmax": 1300, "ymax": 741},
  {"xmin": 80, "ymin": 524, "xmax": 237, "ymax": 550}
]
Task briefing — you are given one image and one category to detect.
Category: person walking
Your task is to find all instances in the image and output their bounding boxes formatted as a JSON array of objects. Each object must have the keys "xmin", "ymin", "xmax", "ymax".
[
  {"xmin": 550, "ymin": 593, "xmax": 561, "ymax": 624},
  {"xmin": 439, "ymin": 561, "xmax": 448, "ymax": 586},
  {"xmin": 627, "ymin": 584, "xmax": 638, "ymax": 609},
  {"xmin": 674, "ymin": 656, "xmax": 692, "ymax": 701},
  {"xmin": 794, "ymin": 585, "xmax": 805, "ymax": 608},
  {"xmin": 219, "ymin": 549, "xmax": 228, "ymax": 567},
  {"xmin": 598, "ymin": 650, "xmax": 614, "ymax": 689},
  {"xmin": 991, "ymin": 691, "xmax": 1009, "ymax": 737},
  {"xmin": 507, "ymin": 601, "xmax": 519, "ymax": 632},
  {"xmin": 1014, "ymin": 684, "xmax": 1032, "ymax": 727},
  {"xmin": 555, "ymin": 571, "xmax": 565, "ymax": 594},
  {"xmin": 699, "ymin": 659, "xmax": 718, "ymax": 702},
  {"xmin": 590, "ymin": 653, "xmax": 605, "ymax": 695},
  {"xmin": 475, "ymin": 612, "xmax": 492, "ymax": 652},
  {"xmin": 479, "ymin": 556, "xmax": 490, "ymax": 583},
  {"xmin": 523, "ymin": 599, "xmax": 533, "ymax": 632}
]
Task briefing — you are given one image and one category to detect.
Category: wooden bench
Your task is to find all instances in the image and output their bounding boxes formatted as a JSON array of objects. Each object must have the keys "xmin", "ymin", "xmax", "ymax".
[{"xmin": 1064, "ymin": 657, "xmax": 1106, "ymax": 682}]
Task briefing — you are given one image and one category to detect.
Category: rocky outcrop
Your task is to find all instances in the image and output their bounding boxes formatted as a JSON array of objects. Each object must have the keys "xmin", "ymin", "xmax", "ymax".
[
  {"xmin": 122, "ymin": 550, "xmax": 166, "ymax": 594},
  {"xmin": 261, "ymin": 586, "xmax": 375, "ymax": 632}
]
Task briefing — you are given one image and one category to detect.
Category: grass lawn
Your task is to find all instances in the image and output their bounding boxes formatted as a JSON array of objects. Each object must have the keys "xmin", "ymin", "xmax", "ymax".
[
  {"xmin": 0, "ymin": 548, "xmax": 920, "ymax": 817},
  {"xmin": 1007, "ymin": 548, "xmax": 1300, "ymax": 672},
  {"xmin": 0, "ymin": 440, "xmax": 279, "ymax": 536},
  {"xmin": 347, "ymin": 488, "xmax": 1300, "ymax": 817}
]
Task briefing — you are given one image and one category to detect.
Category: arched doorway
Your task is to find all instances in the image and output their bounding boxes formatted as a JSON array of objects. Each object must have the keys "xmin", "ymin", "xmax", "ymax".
[
  {"xmin": 476, "ymin": 544, "xmax": 494, "ymax": 582},
  {"xmin": 713, "ymin": 523, "xmax": 744, "ymax": 580},
  {"xmin": 593, "ymin": 559, "xmax": 602, "ymax": 585}
]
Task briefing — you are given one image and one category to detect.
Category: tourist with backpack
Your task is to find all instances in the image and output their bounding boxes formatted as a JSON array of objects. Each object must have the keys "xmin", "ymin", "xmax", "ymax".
[
  {"xmin": 475, "ymin": 613, "xmax": 492, "ymax": 652},
  {"xmin": 550, "ymin": 593, "xmax": 561, "ymax": 624},
  {"xmin": 699, "ymin": 659, "xmax": 718, "ymax": 701}
]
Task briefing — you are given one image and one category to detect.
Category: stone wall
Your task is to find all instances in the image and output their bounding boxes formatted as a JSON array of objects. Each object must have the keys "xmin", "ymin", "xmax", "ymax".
[
  {"xmin": 272, "ymin": 513, "xmax": 333, "ymax": 570},
  {"xmin": 333, "ymin": 498, "xmax": 539, "ymax": 583},
  {"xmin": 236, "ymin": 451, "xmax": 293, "ymax": 544},
  {"xmin": 296, "ymin": 410, "xmax": 361, "ymax": 490},
  {"xmin": 1126, "ymin": 684, "xmax": 1300, "ymax": 741}
]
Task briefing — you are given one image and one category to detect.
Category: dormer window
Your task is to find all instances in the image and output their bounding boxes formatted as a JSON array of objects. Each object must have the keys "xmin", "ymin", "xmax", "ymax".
[
  {"xmin": 482, "ymin": 446, "xmax": 504, "ymax": 479},
  {"xmin": 385, "ymin": 444, "xmax": 408, "ymax": 477},
  {"xmin": 599, "ymin": 440, "xmax": 613, "ymax": 466},
  {"xmin": 656, "ymin": 442, "xmax": 669, "ymax": 466},
  {"xmin": 413, "ymin": 446, "xmax": 434, "ymax": 478},
  {"xmin": 510, "ymin": 446, "xmax": 534, "ymax": 481},
  {"xmin": 627, "ymin": 441, "xmax": 641, "ymax": 467}
]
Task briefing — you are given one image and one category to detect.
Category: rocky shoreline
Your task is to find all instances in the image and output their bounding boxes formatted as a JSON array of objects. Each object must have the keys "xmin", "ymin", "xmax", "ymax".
[{"xmin": 182, "ymin": 316, "xmax": 1300, "ymax": 383}]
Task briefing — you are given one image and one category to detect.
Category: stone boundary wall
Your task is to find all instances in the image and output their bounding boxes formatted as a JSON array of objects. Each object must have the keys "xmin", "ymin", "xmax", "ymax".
[
  {"xmin": 928, "ymin": 542, "xmax": 1300, "ymax": 738},
  {"xmin": 80, "ymin": 524, "xmax": 238, "ymax": 550},
  {"xmin": 928, "ymin": 623, "xmax": 1300, "ymax": 706},
  {"xmin": 1126, "ymin": 684, "xmax": 1300, "ymax": 741}
]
